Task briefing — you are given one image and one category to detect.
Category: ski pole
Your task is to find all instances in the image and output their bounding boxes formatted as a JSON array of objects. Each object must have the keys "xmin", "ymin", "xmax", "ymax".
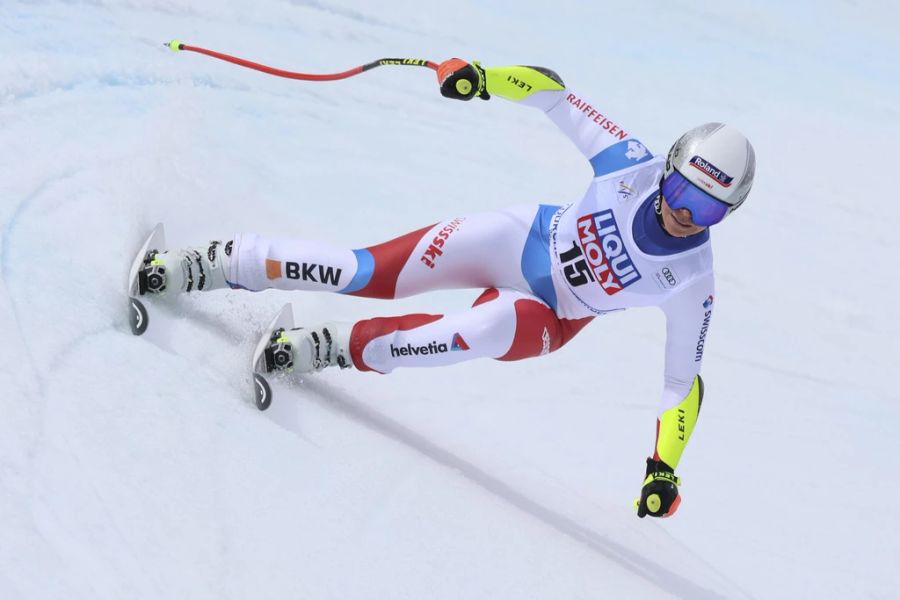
[{"xmin": 164, "ymin": 40, "xmax": 438, "ymax": 82}]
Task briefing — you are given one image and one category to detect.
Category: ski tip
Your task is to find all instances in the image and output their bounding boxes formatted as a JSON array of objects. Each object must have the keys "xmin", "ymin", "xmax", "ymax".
[
  {"xmin": 253, "ymin": 373, "xmax": 272, "ymax": 411},
  {"xmin": 129, "ymin": 297, "xmax": 149, "ymax": 336}
]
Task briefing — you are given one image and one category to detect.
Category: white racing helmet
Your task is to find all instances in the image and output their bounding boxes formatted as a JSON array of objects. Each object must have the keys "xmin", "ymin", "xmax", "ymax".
[{"xmin": 661, "ymin": 123, "xmax": 756, "ymax": 226}]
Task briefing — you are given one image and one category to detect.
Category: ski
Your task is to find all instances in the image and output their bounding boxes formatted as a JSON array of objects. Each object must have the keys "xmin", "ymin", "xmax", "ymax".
[
  {"xmin": 250, "ymin": 303, "xmax": 295, "ymax": 411},
  {"xmin": 127, "ymin": 223, "xmax": 165, "ymax": 336}
]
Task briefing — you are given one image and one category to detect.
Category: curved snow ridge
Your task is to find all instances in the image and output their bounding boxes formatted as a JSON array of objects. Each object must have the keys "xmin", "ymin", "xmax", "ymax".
[
  {"xmin": 1, "ymin": 171, "xmax": 80, "ymax": 282},
  {"xmin": 0, "ymin": 172, "xmax": 86, "ymax": 399}
]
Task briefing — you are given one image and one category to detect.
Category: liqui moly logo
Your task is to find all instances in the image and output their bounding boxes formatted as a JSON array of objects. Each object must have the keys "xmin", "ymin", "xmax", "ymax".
[
  {"xmin": 576, "ymin": 210, "xmax": 641, "ymax": 295},
  {"xmin": 689, "ymin": 155, "xmax": 733, "ymax": 187}
]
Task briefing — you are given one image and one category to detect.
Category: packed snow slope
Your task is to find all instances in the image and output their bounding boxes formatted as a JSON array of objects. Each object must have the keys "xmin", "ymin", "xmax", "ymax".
[{"xmin": 2, "ymin": 1, "xmax": 898, "ymax": 598}]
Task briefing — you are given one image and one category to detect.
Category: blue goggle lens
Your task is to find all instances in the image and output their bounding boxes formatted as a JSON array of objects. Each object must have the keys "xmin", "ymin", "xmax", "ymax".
[{"xmin": 661, "ymin": 169, "xmax": 730, "ymax": 226}]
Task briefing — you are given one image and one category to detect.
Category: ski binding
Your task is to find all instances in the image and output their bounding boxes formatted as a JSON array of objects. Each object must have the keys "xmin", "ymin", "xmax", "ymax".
[
  {"xmin": 127, "ymin": 223, "xmax": 165, "ymax": 336},
  {"xmin": 251, "ymin": 303, "xmax": 295, "ymax": 411}
]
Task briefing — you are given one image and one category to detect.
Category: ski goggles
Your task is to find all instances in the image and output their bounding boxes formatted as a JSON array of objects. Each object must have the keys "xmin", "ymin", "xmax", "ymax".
[{"xmin": 661, "ymin": 169, "xmax": 731, "ymax": 226}]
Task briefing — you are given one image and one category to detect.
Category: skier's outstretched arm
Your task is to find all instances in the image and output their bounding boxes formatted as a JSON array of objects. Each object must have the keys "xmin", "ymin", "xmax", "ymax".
[
  {"xmin": 436, "ymin": 59, "xmax": 652, "ymax": 175},
  {"xmin": 635, "ymin": 275, "xmax": 715, "ymax": 518}
]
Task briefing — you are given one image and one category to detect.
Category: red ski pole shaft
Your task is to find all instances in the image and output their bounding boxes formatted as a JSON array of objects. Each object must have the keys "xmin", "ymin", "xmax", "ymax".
[{"xmin": 165, "ymin": 40, "xmax": 438, "ymax": 82}]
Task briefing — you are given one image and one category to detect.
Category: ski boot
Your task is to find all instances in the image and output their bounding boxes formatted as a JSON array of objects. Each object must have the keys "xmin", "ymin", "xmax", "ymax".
[
  {"xmin": 263, "ymin": 322, "xmax": 353, "ymax": 374},
  {"xmin": 139, "ymin": 240, "xmax": 233, "ymax": 295}
]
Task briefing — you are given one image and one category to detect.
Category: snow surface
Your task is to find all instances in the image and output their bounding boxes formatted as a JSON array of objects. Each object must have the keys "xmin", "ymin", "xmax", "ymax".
[{"xmin": 2, "ymin": 1, "xmax": 899, "ymax": 598}]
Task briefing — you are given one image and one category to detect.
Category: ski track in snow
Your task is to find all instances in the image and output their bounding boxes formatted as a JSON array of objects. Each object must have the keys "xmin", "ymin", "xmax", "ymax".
[
  {"xmin": 2, "ymin": 1, "xmax": 899, "ymax": 598},
  {"xmin": 287, "ymin": 380, "xmax": 749, "ymax": 600}
]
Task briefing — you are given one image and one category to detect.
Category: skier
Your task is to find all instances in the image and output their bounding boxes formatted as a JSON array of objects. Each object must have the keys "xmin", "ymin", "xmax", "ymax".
[{"xmin": 137, "ymin": 58, "xmax": 755, "ymax": 519}]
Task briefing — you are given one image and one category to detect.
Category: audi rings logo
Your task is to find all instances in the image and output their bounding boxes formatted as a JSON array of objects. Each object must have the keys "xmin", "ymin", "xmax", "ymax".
[
  {"xmin": 661, "ymin": 267, "xmax": 677, "ymax": 286},
  {"xmin": 653, "ymin": 266, "xmax": 679, "ymax": 290}
]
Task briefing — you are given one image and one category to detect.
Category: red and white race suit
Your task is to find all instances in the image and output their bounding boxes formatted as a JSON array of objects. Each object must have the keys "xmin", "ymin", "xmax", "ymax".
[{"xmin": 225, "ymin": 69, "xmax": 715, "ymax": 419}]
